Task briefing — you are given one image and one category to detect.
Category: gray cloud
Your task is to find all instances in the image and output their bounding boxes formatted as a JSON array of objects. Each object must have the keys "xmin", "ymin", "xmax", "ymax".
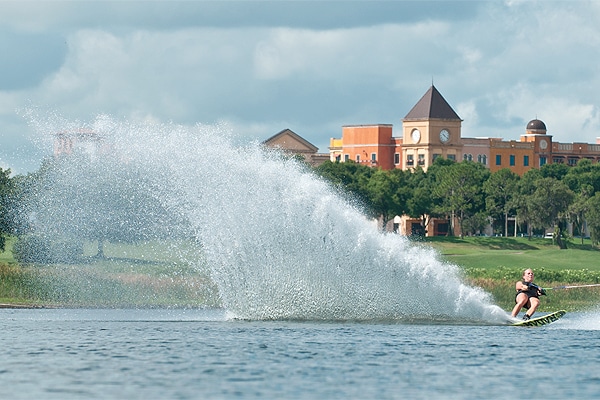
[
  {"xmin": 0, "ymin": 1, "xmax": 599, "ymax": 174},
  {"xmin": 0, "ymin": 30, "xmax": 66, "ymax": 90},
  {"xmin": 0, "ymin": 1, "xmax": 481, "ymax": 31}
]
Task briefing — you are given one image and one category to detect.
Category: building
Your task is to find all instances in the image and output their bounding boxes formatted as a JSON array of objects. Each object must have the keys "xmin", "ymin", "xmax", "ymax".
[
  {"xmin": 329, "ymin": 85, "xmax": 600, "ymax": 175},
  {"xmin": 263, "ymin": 128, "xmax": 329, "ymax": 166},
  {"xmin": 54, "ymin": 128, "xmax": 111, "ymax": 159},
  {"xmin": 401, "ymin": 85, "xmax": 464, "ymax": 171},
  {"xmin": 333, "ymin": 124, "xmax": 398, "ymax": 169},
  {"xmin": 327, "ymin": 84, "xmax": 600, "ymax": 236}
]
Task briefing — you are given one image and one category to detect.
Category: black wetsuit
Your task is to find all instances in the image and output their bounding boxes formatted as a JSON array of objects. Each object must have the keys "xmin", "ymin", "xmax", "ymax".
[{"xmin": 515, "ymin": 281, "xmax": 540, "ymax": 305}]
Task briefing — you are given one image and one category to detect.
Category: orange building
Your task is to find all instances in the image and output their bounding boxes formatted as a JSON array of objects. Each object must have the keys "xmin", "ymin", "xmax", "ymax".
[
  {"xmin": 461, "ymin": 137, "xmax": 491, "ymax": 166},
  {"xmin": 326, "ymin": 84, "xmax": 600, "ymax": 236},
  {"xmin": 329, "ymin": 85, "xmax": 600, "ymax": 175},
  {"xmin": 261, "ymin": 85, "xmax": 600, "ymax": 235},
  {"xmin": 489, "ymin": 119, "xmax": 546, "ymax": 174},
  {"xmin": 336, "ymin": 124, "xmax": 399, "ymax": 170},
  {"xmin": 330, "ymin": 85, "xmax": 465, "ymax": 172}
]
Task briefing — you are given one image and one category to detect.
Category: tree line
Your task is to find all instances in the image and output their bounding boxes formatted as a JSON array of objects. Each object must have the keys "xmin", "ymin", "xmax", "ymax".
[
  {"xmin": 0, "ymin": 153, "xmax": 598, "ymax": 263},
  {"xmin": 0, "ymin": 155, "xmax": 191, "ymax": 263},
  {"xmin": 314, "ymin": 157, "xmax": 600, "ymax": 248}
]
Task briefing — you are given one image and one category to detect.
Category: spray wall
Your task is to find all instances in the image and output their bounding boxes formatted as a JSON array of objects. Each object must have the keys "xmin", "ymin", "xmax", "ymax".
[{"xmin": 21, "ymin": 115, "xmax": 507, "ymax": 323}]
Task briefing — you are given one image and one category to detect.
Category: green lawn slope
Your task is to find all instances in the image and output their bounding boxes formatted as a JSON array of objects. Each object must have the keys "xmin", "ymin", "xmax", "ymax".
[
  {"xmin": 0, "ymin": 238, "xmax": 219, "ymax": 308},
  {"xmin": 2, "ymin": 236, "xmax": 600, "ymax": 313},
  {"xmin": 424, "ymin": 236, "xmax": 600, "ymax": 312}
]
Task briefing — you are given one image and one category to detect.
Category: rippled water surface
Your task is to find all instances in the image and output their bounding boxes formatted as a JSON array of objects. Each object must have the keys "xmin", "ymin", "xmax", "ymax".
[{"xmin": 1, "ymin": 308, "xmax": 599, "ymax": 399}]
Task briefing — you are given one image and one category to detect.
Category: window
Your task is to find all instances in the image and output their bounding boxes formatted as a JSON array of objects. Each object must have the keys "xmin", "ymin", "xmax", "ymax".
[
  {"xmin": 510, "ymin": 155, "xmax": 515, "ymax": 166},
  {"xmin": 447, "ymin": 154, "xmax": 456, "ymax": 161},
  {"xmin": 568, "ymin": 158, "xmax": 578, "ymax": 166},
  {"xmin": 418, "ymin": 154, "xmax": 425, "ymax": 165},
  {"xmin": 394, "ymin": 153, "xmax": 400, "ymax": 165},
  {"xmin": 463, "ymin": 153, "xmax": 473, "ymax": 161},
  {"xmin": 523, "ymin": 155, "xmax": 529, "ymax": 167},
  {"xmin": 496, "ymin": 155, "xmax": 502, "ymax": 166},
  {"xmin": 407, "ymin": 154, "xmax": 414, "ymax": 166},
  {"xmin": 540, "ymin": 156, "xmax": 547, "ymax": 166},
  {"xmin": 356, "ymin": 154, "xmax": 360, "ymax": 162},
  {"xmin": 433, "ymin": 154, "xmax": 441, "ymax": 161},
  {"xmin": 478, "ymin": 154, "xmax": 487, "ymax": 165},
  {"xmin": 344, "ymin": 154, "xmax": 349, "ymax": 162},
  {"xmin": 371, "ymin": 153, "xmax": 377, "ymax": 162}
]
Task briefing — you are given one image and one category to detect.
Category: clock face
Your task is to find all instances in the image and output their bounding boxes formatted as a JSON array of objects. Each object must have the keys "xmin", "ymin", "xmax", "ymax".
[
  {"xmin": 411, "ymin": 129, "xmax": 421, "ymax": 143},
  {"xmin": 539, "ymin": 139, "xmax": 548, "ymax": 150},
  {"xmin": 439, "ymin": 129, "xmax": 450, "ymax": 143}
]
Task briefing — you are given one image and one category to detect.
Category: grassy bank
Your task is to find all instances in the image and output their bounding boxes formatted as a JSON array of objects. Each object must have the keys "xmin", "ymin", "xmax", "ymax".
[
  {"xmin": 423, "ymin": 236, "xmax": 600, "ymax": 312},
  {"xmin": 0, "ymin": 239, "xmax": 220, "ymax": 308},
  {"xmin": 2, "ymin": 236, "xmax": 600, "ymax": 312}
]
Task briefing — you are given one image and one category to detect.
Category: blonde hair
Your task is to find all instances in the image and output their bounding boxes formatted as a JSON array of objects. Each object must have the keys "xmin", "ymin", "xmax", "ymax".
[{"xmin": 523, "ymin": 268, "xmax": 533, "ymax": 277}]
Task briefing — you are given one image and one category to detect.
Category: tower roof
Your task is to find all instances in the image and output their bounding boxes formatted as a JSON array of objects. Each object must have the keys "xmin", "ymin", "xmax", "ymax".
[
  {"xmin": 404, "ymin": 85, "xmax": 462, "ymax": 121},
  {"xmin": 526, "ymin": 119, "xmax": 547, "ymax": 133}
]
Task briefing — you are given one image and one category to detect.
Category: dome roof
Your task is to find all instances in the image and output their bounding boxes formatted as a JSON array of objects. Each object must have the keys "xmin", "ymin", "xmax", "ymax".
[{"xmin": 527, "ymin": 119, "xmax": 547, "ymax": 132}]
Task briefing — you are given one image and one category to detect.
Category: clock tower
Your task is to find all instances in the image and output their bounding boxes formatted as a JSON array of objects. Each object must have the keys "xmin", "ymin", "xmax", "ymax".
[
  {"xmin": 402, "ymin": 85, "xmax": 463, "ymax": 170},
  {"xmin": 520, "ymin": 118, "xmax": 551, "ymax": 167}
]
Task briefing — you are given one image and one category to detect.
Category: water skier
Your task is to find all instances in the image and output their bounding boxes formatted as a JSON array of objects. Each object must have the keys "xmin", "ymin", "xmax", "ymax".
[{"xmin": 511, "ymin": 268, "xmax": 546, "ymax": 320}]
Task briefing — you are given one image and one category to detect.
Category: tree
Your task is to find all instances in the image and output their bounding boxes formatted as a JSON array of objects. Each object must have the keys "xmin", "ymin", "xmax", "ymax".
[
  {"xmin": 15, "ymin": 155, "xmax": 191, "ymax": 261},
  {"xmin": 431, "ymin": 160, "xmax": 490, "ymax": 237},
  {"xmin": 564, "ymin": 160, "xmax": 600, "ymax": 241},
  {"xmin": 314, "ymin": 160, "xmax": 373, "ymax": 208},
  {"xmin": 363, "ymin": 169, "xmax": 405, "ymax": 230},
  {"xmin": 527, "ymin": 177, "xmax": 575, "ymax": 249},
  {"xmin": 540, "ymin": 162, "xmax": 570, "ymax": 181},
  {"xmin": 586, "ymin": 193, "xmax": 600, "ymax": 246},
  {"xmin": 513, "ymin": 168, "xmax": 542, "ymax": 238},
  {"xmin": 563, "ymin": 159, "xmax": 600, "ymax": 194},
  {"xmin": 569, "ymin": 184, "xmax": 594, "ymax": 244},
  {"xmin": 484, "ymin": 168, "xmax": 520, "ymax": 236},
  {"xmin": 405, "ymin": 167, "xmax": 437, "ymax": 236},
  {"xmin": 0, "ymin": 167, "xmax": 16, "ymax": 251}
]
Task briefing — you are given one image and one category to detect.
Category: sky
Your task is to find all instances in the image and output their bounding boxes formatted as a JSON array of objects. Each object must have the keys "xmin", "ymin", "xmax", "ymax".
[{"xmin": 1, "ymin": 0, "xmax": 600, "ymax": 174}]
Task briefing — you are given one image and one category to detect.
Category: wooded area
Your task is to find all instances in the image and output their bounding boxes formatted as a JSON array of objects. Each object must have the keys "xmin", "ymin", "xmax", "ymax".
[
  {"xmin": 314, "ymin": 158, "xmax": 600, "ymax": 248},
  {"xmin": 0, "ymin": 155, "xmax": 599, "ymax": 265}
]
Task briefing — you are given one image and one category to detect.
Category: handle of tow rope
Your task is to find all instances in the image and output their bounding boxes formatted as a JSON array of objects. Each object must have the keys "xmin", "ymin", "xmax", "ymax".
[
  {"xmin": 543, "ymin": 283, "xmax": 600, "ymax": 290},
  {"xmin": 526, "ymin": 283, "xmax": 546, "ymax": 295}
]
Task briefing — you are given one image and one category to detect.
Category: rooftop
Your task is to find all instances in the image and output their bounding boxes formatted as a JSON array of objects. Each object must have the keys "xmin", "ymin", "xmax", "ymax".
[{"xmin": 403, "ymin": 85, "xmax": 462, "ymax": 121}]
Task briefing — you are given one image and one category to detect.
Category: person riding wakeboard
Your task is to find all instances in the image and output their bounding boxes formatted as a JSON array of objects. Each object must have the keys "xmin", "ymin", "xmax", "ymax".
[{"xmin": 511, "ymin": 268, "xmax": 546, "ymax": 320}]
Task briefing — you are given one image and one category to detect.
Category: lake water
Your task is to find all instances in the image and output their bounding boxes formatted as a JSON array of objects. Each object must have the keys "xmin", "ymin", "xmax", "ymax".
[{"xmin": 1, "ymin": 308, "xmax": 599, "ymax": 399}]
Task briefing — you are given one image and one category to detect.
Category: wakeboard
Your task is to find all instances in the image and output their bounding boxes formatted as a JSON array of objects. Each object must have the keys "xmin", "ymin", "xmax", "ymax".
[{"xmin": 511, "ymin": 310, "xmax": 566, "ymax": 327}]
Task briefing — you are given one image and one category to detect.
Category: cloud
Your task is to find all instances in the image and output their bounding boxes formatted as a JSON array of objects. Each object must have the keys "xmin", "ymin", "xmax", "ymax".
[
  {"xmin": 0, "ymin": 29, "xmax": 66, "ymax": 90},
  {"xmin": 501, "ymin": 83, "xmax": 600, "ymax": 141},
  {"xmin": 0, "ymin": 1, "xmax": 481, "ymax": 32},
  {"xmin": 1, "ymin": 1, "xmax": 600, "ymax": 174},
  {"xmin": 252, "ymin": 22, "xmax": 450, "ymax": 81}
]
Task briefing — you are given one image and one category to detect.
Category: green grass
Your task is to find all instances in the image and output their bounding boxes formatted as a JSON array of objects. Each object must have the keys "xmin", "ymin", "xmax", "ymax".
[
  {"xmin": 2, "ymin": 235, "xmax": 600, "ymax": 313},
  {"xmin": 421, "ymin": 236, "xmax": 600, "ymax": 312},
  {"xmin": 425, "ymin": 236, "xmax": 599, "ymax": 271},
  {"xmin": 0, "ymin": 238, "xmax": 220, "ymax": 308}
]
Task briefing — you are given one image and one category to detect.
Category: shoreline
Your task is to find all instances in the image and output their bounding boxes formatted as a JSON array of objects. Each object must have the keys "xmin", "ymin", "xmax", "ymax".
[{"xmin": 0, "ymin": 303, "xmax": 45, "ymax": 308}]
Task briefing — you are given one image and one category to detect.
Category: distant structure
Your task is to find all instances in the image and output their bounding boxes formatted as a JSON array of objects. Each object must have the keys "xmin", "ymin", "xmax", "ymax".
[
  {"xmin": 325, "ymin": 85, "xmax": 600, "ymax": 236},
  {"xmin": 329, "ymin": 85, "xmax": 600, "ymax": 175},
  {"xmin": 54, "ymin": 128, "xmax": 111, "ymax": 159},
  {"xmin": 263, "ymin": 128, "xmax": 329, "ymax": 166}
]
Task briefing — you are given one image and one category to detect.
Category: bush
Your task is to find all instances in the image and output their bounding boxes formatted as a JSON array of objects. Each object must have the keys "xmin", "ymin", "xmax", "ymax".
[
  {"xmin": 464, "ymin": 266, "xmax": 600, "ymax": 283},
  {"xmin": 12, "ymin": 235, "xmax": 83, "ymax": 264},
  {"xmin": 12, "ymin": 235, "xmax": 50, "ymax": 263}
]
